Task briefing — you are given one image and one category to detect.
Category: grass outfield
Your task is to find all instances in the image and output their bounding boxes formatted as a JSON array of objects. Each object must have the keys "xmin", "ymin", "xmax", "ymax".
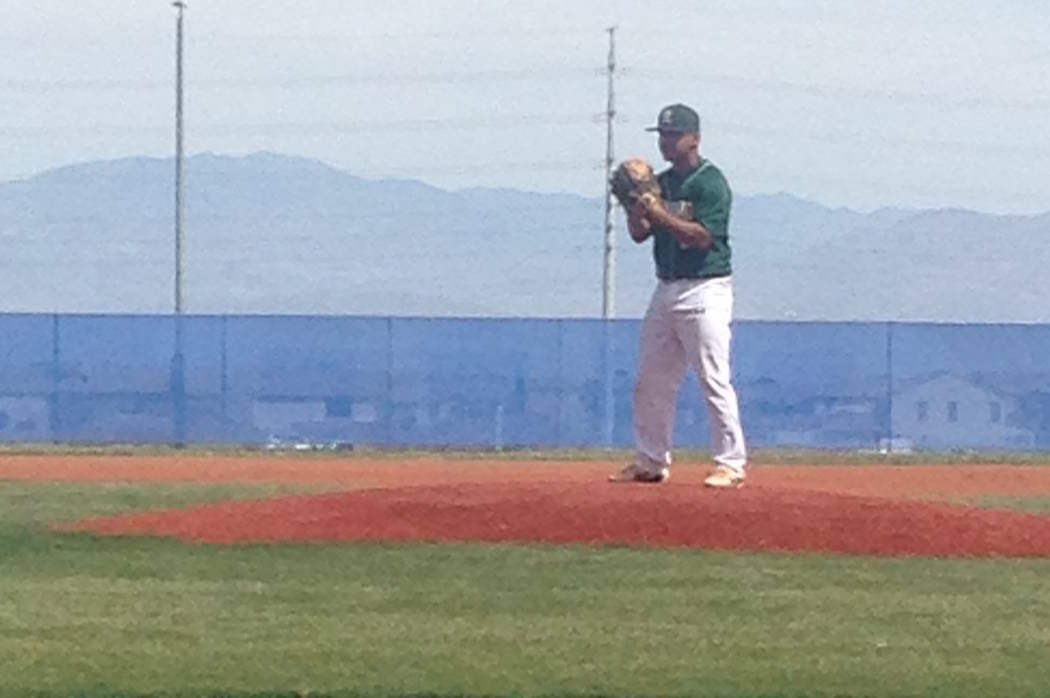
[
  {"xmin": 2, "ymin": 482, "xmax": 1050, "ymax": 697},
  {"xmin": 3, "ymin": 443, "xmax": 1050, "ymax": 465}
]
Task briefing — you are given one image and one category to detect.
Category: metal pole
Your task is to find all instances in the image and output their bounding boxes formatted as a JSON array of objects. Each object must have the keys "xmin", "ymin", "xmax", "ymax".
[
  {"xmin": 50, "ymin": 314, "xmax": 61, "ymax": 442},
  {"xmin": 601, "ymin": 26, "xmax": 617, "ymax": 319},
  {"xmin": 174, "ymin": 1, "xmax": 187, "ymax": 316},
  {"xmin": 600, "ymin": 28, "xmax": 618, "ymax": 445},
  {"xmin": 171, "ymin": 1, "xmax": 188, "ymax": 447},
  {"xmin": 886, "ymin": 321, "xmax": 895, "ymax": 454},
  {"xmin": 385, "ymin": 316, "xmax": 394, "ymax": 446}
]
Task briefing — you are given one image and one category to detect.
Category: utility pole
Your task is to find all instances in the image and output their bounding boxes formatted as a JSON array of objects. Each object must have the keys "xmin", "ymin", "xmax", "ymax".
[
  {"xmin": 171, "ymin": 1, "xmax": 188, "ymax": 447},
  {"xmin": 601, "ymin": 27, "xmax": 618, "ymax": 447},
  {"xmin": 601, "ymin": 26, "xmax": 617, "ymax": 319},
  {"xmin": 174, "ymin": 0, "xmax": 187, "ymax": 317}
]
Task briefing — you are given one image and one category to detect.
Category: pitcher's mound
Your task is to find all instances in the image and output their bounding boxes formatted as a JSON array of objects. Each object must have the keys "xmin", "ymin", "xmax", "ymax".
[{"xmin": 66, "ymin": 481, "xmax": 1050, "ymax": 557}]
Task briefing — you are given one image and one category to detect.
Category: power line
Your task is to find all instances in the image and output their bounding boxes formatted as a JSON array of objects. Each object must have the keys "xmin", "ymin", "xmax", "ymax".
[
  {"xmin": 365, "ymin": 160, "xmax": 605, "ymax": 175},
  {"xmin": 0, "ymin": 67, "xmax": 605, "ymax": 92},
  {"xmin": 0, "ymin": 113, "xmax": 608, "ymax": 137},
  {"xmin": 7, "ymin": 109, "xmax": 1049, "ymax": 159},
  {"xmin": 2, "ymin": 26, "xmax": 608, "ymax": 47},
  {"xmin": 4, "ymin": 246, "xmax": 612, "ymax": 265},
  {"xmin": 0, "ymin": 197, "xmax": 604, "ymax": 220},
  {"xmin": 5, "ymin": 230, "xmax": 610, "ymax": 247},
  {"xmin": 622, "ymin": 68, "xmax": 1050, "ymax": 112},
  {"xmin": 8, "ymin": 65, "xmax": 1043, "ymax": 113},
  {"xmin": 710, "ymin": 120, "xmax": 1050, "ymax": 157}
]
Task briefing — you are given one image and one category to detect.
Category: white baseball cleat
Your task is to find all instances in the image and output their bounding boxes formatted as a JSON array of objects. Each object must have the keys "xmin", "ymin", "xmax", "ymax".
[
  {"xmin": 703, "ymin": 465, "xmax": 745, "ymax": 489},
  {"xmin": 609, "ymin": 463, "xmax": 670, "ymax": 484}
]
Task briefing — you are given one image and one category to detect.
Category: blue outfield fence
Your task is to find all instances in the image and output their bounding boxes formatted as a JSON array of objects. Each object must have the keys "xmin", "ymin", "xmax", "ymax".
[{"xmin": 1, "ymin": 314, "xmax": 1049, "ymax": 451}]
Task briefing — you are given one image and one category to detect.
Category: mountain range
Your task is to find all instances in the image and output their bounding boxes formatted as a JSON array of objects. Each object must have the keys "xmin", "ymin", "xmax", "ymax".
[{"xmin": 2, "ymin": 152, "xmax": 1047, "ymax": 322}]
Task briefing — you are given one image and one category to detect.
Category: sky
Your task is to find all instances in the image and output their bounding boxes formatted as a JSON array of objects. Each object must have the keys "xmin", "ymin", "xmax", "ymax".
[{"xmin": 3, "ymin": 0, "xmax": 1049, "ymax": 213}]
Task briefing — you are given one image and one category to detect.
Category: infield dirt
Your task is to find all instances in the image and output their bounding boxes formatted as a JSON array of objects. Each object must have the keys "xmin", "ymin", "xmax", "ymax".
[{"xmin": 3, "ymin": 455, "xmax": 1049, "ymax": 557}]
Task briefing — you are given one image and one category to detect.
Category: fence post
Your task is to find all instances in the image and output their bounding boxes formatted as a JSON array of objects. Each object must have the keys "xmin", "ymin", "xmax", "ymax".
[
  {"xmin": 49, "ymin": 314, "xmax": 61, "ymax": 443},
  {"xmin": 494, "ymin": 403, "xmax": 504, "ymax": 451},
  {"xmin": 556, "ymin": 319, "xmax": 564, "ymax": 445},
  {"xmin": 602, "ymin": 319, "xmax": 615, "ymax": 447},
  {"xmin": 220, "ymin": 314, "xmax": 229, "ymax": 429},
  {"xmin": 886, "ymin": 321, "xmax": 895, "ymax": 453},
  {"xmin": 385, "ymin": 316, "xmax": 394, "ymax": 446},
  {"xmin": 170, "ymin": 314, "xmax": 187, "ymax": 448}
]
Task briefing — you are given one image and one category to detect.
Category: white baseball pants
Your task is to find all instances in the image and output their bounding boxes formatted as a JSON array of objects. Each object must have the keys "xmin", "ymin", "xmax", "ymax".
[{"xmin": 634, "ymin": 276, "xmax": 747, "ymax": 473}]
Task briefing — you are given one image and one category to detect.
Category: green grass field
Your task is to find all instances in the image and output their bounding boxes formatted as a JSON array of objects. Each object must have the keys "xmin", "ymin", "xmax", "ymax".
[
  {"xmin": 6, "ymin": 443, "xmax": 1050, "ymax": 465},
  {"xmin": 2, "ymin": 480, "xmax": 1050, "ymax": 698}
]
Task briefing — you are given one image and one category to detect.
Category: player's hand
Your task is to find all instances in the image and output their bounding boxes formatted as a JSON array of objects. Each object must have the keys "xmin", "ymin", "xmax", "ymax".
[
  {"xmin": 627, "ymin": 200, "xmax": 652, "ymax": 242},
  {"xmin": 640, "ymin": 195, "xmax": 670, "ymax": 225}
]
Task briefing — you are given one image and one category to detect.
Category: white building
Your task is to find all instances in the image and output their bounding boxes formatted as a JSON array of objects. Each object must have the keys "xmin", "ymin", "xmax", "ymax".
[
  {"xmin": 0, "ymin": 396, "xmax": 50, "ymax": 440},
  {"xmin": 892, "ymin": 373, "xmax": 1034, "ymax": 450}
]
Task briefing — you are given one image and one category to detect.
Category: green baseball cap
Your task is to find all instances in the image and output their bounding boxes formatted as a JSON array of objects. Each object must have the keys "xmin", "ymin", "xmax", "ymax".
[{"xmin": 645, "ymin": 103, "xmax": 700, "ymax": 133}]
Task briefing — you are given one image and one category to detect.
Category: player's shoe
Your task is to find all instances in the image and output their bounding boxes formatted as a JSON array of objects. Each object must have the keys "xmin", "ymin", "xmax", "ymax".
[
  {"xmin": 608, "ymin": 463, "xmax": 670, "ymax": 483},
  {"xmin": 703, "ymin": 466, "xmax": 745, "ymax": 489}
]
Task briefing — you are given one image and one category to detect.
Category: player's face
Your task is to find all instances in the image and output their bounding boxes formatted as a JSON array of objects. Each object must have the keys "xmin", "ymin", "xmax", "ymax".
[{"xmin": 658, "ymin": 130, "xmax": 698, "ymax": 162}]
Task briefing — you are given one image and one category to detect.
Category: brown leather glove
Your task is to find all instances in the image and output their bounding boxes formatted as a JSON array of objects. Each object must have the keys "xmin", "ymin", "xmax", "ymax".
[{"xmin": 610, "ymin": 158, "xmax": 662, "ymax": 210}]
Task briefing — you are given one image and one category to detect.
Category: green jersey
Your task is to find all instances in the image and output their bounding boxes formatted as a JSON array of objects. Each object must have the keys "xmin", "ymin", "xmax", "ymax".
[{"xmin": 652, "ymin": 160, "xmax": 733, "ymax": 280}]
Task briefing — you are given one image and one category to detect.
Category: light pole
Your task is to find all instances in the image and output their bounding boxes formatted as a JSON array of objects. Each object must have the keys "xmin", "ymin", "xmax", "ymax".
[
  {"xmin": 174, "ymin": 0, "xmax": 186, "ymax": 316},
  {"xmin": 601, "ymin": 26, "xmax": 617, "ymax": 320},
  {"xmin": 601, "ymin": 27, "xmax": 618, "ymax": 446},
  {"xmin": 171, "ymin": 1, "xmax": 188, "ymax": 447}
]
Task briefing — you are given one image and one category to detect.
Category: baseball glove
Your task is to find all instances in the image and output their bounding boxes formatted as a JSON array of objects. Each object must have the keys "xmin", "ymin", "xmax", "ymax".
[{"xmin": 610, "ymin": 158, "xmax": 661, "ymax": 210}]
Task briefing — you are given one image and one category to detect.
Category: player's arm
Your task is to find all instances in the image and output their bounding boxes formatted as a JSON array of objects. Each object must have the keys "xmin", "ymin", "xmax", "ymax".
[
  {"xmin": 643, "ymin": 200, "xmax": 713, "ymax": 250},
  {"xmin": 627, "ymin": 201, "xmax": 653, "ymax": 243}
]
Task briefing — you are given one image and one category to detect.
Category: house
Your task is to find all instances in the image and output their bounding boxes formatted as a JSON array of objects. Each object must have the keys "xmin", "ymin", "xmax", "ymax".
[
  {"xmin": 762, "ymin": 394, "xmax": 884, "ymax": 448},
  {"xmin": 891, "ymin": 373, "xmax": 1034, "ymax": 450},
  {"xmin": 0, "ymin": 396, "xmax": 49, "ymax": 441},
  {"xmin": 734, "ymin": 374, "xmax": 888, "ymax": 449}
]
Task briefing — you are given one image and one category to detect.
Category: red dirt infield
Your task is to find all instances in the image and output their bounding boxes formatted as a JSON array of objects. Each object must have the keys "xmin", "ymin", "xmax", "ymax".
[{"xmin": 4, "ymin": 455, "xmax": 1050, "ymax": 557}]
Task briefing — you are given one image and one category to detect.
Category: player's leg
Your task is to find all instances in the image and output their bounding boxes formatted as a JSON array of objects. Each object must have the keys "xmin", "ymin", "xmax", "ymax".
[
  {"xmin": 631, "ymin": 283, "xmax": 687, "ymax": 476},
  {"xmin": 675, "ymin": 277, "xmax": 747, "ymax": 482}
]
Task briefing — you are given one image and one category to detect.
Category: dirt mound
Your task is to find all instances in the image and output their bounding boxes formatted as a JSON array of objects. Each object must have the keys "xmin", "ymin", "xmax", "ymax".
[{"xmin": 65, "ymin": 481, "xmax": 1050, "ymax": 558}]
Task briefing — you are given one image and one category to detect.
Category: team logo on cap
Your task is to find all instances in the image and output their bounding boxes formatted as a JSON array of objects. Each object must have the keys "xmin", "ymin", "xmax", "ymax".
[{"xmin": 660, "ymin": 109, "xmax": 674, "ymax": 125}]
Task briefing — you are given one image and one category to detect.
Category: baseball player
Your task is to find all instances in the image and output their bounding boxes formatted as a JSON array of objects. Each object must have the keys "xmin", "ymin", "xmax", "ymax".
[{"xmin": 609, "ymin": 103, "xmax": 747, "ymax": 488}]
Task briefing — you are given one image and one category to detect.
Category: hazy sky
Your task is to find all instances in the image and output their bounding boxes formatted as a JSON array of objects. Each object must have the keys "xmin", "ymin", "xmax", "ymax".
[{"xmin": 3, "ymin": 1, "xmax": 1049, "ymax": 213}]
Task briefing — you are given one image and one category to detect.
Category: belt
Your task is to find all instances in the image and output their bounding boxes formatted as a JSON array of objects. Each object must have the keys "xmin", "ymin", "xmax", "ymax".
[{"xmin": 657, "ymin": 272, "xmax": 730, "ymax": 282}]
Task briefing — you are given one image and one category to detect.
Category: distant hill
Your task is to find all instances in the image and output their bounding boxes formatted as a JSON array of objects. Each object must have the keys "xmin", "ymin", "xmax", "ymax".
[{"xmin": 1, "ymin": 152, "xmax": 1048, "ymax": 321}]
